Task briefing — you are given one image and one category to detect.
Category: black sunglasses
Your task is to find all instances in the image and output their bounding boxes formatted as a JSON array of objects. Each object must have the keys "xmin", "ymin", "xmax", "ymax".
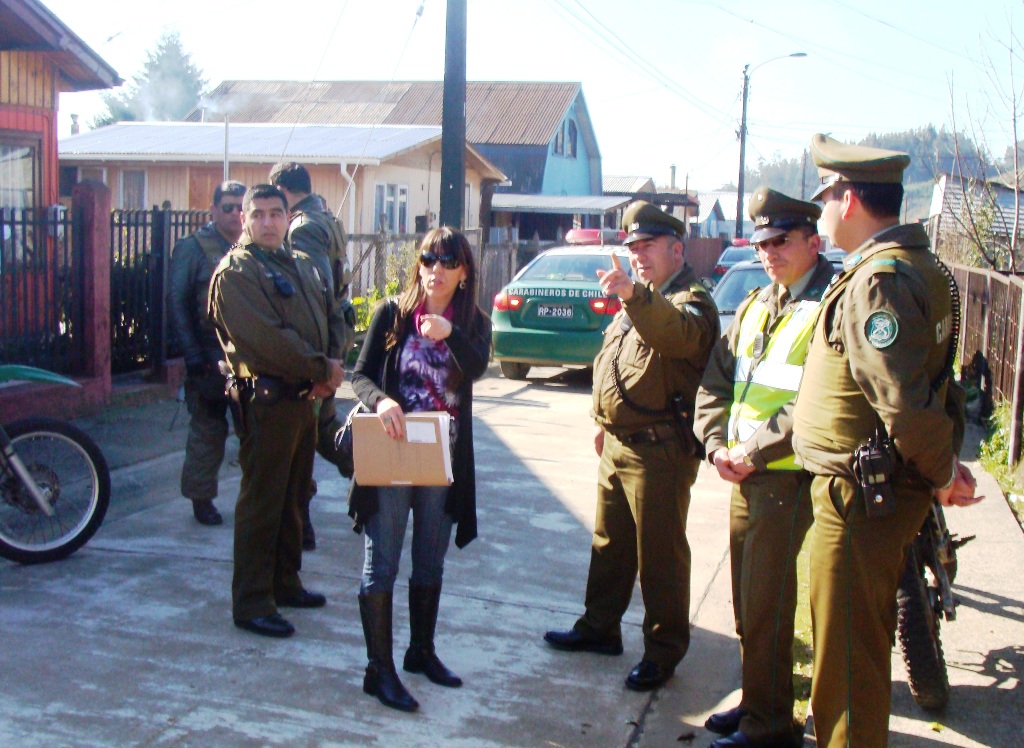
[
  {"xmin": 419, "ymin": 251, "xmax": 461, "ymax": 270},
  {"xmin": 754, "ymin": 234, "xmax": 791, "ymax": 251},
  {"xmin": 220, "ymin": 202, "xmax": 243, "ymax": 214}
]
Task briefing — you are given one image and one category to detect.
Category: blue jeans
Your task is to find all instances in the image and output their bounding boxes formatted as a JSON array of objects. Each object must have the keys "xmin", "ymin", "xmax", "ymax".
[{"xmin": 361, "ymin": 485, "xmax": 454, "ymax": 594}]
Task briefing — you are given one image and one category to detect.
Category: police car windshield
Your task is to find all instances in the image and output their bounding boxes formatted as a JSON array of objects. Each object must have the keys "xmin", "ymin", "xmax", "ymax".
[
  {"xmin": 518, "ymin": 252, "xmax": 629, "ymax": 282},
  {"xmin": 712, "ymin": 264, "xmax": 769, "ymax": 313}
]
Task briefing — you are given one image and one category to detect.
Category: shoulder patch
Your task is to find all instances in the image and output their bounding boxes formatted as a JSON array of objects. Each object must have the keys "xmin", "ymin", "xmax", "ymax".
[{"xmin": 865, "ymin": 310, "xmax": 899, "ymax": 349}]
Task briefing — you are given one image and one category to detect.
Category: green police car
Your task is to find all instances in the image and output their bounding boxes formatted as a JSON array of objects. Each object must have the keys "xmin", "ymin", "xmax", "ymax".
[{"xmin": 491, "ymin": 244, "xmax": 631, "ymax": 380}]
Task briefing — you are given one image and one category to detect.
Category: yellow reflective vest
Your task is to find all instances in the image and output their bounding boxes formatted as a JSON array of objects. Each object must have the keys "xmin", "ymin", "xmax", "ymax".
[{"xmin": 727, "ymin": 297, "xmax": 819, "ymax": 470}]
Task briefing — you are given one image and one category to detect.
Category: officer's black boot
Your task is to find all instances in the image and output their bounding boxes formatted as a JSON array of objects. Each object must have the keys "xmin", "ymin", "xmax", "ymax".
[
  {"xmin": 403, "ymin": 583, "xmax": 463, "ymax": 688},
  {"xmin": 358, "ymin": 591, "xmax": 418, "ymax": 712},
  {"xmin": 300, "ymin": 481, "xmax": 316, "ymax": 551}
]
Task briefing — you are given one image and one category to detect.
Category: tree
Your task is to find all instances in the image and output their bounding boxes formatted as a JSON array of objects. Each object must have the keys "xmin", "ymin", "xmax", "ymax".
[
  {"xmin": 944, "ymin": 11, "xmax": 1023, "ymax": 273},
  {"xmin": 91, "ymin": 32, "xmax": 206, "ymax": 128}
]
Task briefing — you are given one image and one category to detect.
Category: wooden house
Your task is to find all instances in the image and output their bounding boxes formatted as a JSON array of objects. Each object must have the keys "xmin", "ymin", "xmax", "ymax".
[
  {"xmin": 0, "ymin": 0, "xmax": 120, "ymax": 209},
  {"xmin": 58, "ymin": 122, "xmax": 506, "ymax": 234},
  {"xmin": 186, "ymin": 80, "xmax": 605, "ymax": 240}
]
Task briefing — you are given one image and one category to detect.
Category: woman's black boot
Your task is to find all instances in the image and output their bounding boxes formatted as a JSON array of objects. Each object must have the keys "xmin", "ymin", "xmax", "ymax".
[
  {"xmin": 358, "ymin": 591, "xmax": 419, "ymax": 711},
  {"xmin": 403, "ymin": 583, "xmax": 463, "ymax": 688}
]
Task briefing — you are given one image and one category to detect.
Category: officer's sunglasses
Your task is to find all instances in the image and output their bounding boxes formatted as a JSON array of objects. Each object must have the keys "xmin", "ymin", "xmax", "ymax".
[
  {"xmin": 753, "ymin": 234, "xmax": 791, "ymax": 252},
  {"xmin": 419, "ymin": 251, "xmax": 462, "ymax": 270},
  {"xmin": 219, "ymin": 202, "xmax": 244, "ymax": 214}
]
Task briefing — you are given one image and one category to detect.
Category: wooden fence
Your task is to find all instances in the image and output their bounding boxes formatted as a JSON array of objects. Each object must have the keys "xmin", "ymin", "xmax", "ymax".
[{"xmin": 951, "ymin": 262, "xmax": 1024, "ymax": 466}]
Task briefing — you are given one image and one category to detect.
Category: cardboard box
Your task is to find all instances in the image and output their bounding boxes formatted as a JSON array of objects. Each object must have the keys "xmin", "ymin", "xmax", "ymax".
[{"xmin": 352, "ymin": 411, "xmax": 453, "ymax": 486}]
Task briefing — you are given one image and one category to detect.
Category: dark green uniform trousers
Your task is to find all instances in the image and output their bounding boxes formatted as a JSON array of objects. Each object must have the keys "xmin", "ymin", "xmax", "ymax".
[
  {"xmin": 730, "ymin": 471, "xmax": 813, "ymax": 742},
  {"xmin": 809, "ymin": 473, "xmax": 932, "ymax": 748},
  {"xmin": 180, "ymin": 380, "xmax": 231, "ymax": 502},
  {"xmin": 575, "ymin": 433, "xmax": 699, "ymax": 669},
  {"xmin": 232, "ymin": 397, "xmax": 316, "ymax": 620}
]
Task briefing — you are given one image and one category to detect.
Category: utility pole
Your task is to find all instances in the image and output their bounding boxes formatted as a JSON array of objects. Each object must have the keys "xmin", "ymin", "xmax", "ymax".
[
  {"xmin": 801, "ymin": 149, "xmax": 807, "ymax": 200},
  {"xmin": 439, "ymin": 0, "xmax": 467, "ymax": 229},
  {"xmin": 735, "ymin": 65, "xmax": 749, "ymax": 239},
  {"xmin": 735, "ymin": 52, "xmax": 807, "ymax": 239}
]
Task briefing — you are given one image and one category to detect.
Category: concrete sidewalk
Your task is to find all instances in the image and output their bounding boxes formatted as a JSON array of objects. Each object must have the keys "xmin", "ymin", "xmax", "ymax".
[{"xmin": 0, "ymin": 368, "xmax": 1020, "ymax": 747}]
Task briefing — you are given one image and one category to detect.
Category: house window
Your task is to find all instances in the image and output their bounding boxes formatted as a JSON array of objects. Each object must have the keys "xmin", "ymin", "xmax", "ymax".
[
  {"xmin": 552, "ymin": 124, "xmax": 564, "ymax": 156},
  {"xmin": 566, "ymin": 120, "xmax": 578, "ymax": 158},
  {"xmin": 0, "ymin": 132, "xmax": 42, "ymax": 208},
  {"xmin": 374, "ymin": 183, "xmax": 409, "ymax": 233},
  {"xmin": 121, "ymin": 169, "xmax": 146, "ymax": 210},
  {"xmin": 59, "ymin": 166, "xmax": 78, "ymax": 198},
  {"xmin": 80, "ymin": 167, "xmax": 106, "ymax": 184}
]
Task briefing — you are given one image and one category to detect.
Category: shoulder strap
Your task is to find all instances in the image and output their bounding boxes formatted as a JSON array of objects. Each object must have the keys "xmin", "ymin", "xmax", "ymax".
[{"xmin": 195, "ymin": 232, "xmax": 227, "ymax": 269}]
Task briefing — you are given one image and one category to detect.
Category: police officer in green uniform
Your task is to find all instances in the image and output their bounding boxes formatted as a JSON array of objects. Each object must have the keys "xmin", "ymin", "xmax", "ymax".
[
  {"xmin": 695, "ymin": 188, "xmax": 834, "ymax": 748},
  {"xmin": 209, "ymin": 184, "xmax": 346, "ymax": 639},
  {"xmin": 270, "ymin": 162, "xmax": 356, "ymax": 550},
  {"xmin": 544, "ymin": 201, "xmax": 719, "ymax": 691},
  {"xmin": 792, "ymin": 135, "xmax": 981, "ymax": 747},
  {"xmin": 168, "ymin": 180, "xmax": 246, "ymax": 527}
]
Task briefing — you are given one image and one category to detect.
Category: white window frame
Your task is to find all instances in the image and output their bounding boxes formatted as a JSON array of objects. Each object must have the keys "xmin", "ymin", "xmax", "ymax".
[
  {"xmin": 119, "ymin": 169, "xmax": 147, "ymax": 210},
  {"xmin": 374, "ymin": 182, "xmax": 410, "ymax": 233}
]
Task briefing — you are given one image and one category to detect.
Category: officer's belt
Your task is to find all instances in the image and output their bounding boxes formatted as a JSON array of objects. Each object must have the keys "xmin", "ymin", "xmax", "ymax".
[
  {"xmin": 230, "ymin": 376, "xmax": 312, "ymax": 404},
  {"xmin": 617, "ymin": 422, "xmax": 679, "ymax": 446}
]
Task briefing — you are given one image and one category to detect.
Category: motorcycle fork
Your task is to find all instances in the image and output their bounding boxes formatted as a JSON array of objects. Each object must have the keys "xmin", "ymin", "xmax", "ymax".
[{"xmin": 0, "ymin": 429, "xmax": 56, "ymax": 517}]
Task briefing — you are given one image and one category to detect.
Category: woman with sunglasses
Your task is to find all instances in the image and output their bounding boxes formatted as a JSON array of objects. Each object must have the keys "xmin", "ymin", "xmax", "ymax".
[{"xmin": 348, "ymin": 227, "xmax": 492, "ymax": 712}]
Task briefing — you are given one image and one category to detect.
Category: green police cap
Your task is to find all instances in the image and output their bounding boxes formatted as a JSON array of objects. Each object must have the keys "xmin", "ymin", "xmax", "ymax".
[
  {"xmin": 621, "ymin": 200, "xmax": 686, "ymax": 245},
  {"xmin": 748, "ymin": 186, "xmax": 822, "ymax": 244},
  {"xmin": 809, "ymin": 133, "xmax": 910, "ymax": 201}
]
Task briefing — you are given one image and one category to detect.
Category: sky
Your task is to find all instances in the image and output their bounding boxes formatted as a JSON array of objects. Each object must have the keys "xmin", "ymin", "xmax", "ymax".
[{"xmin": 41, "ymin": 0, "xmax": 1023, "ymax": 191}]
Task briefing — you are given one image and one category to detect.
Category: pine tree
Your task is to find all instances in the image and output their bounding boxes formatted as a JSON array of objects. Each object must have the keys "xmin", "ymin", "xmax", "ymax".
[{"xmin": 91, "ymin": 32, "xmax": 206, "ymax": 128}]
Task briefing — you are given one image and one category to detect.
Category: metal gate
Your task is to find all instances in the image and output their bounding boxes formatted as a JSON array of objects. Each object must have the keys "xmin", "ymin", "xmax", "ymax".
[
  {"xmin": 109, "ymin": 208, "xmax": 208, "ymax": 374},
  {"xmin": 0, "ymin": 206, "xmax": 82, "ymax": 374}
]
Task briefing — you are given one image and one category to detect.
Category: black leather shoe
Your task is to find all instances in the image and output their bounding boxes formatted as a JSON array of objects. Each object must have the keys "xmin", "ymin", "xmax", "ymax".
[
  {"xmin": 708, "ymin": 730, "xmax": 801, "ymax": 748},
  {"xmin": 625, "ymin": 659, "xmax": 674, "ymax": 691},
  {"xmin": 192, "ymin": 500, "xmax": 222, "ymax": 526},
  {"xmin": 706, "ymin": 706, "xmax": 748, "ymax": 735},
  {"xmin": 234, "ymin": 613, "xmax": 295, "ymax": 638},
  {"xmin": 543, "ymin": 628, "xmax": 623, "ymax": 655},
  {"xmin": 277, "ymin": 589, "xmax": 327, "ymax": 608}
]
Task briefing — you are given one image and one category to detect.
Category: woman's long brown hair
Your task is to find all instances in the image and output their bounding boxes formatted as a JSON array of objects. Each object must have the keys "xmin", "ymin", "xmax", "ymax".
[{"xmin": 385, "ymin": 228, "xmax": 480, "ymax": 362}]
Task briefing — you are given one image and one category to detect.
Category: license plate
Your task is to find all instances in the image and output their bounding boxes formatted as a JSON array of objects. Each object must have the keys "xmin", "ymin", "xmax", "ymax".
[{"xmin": 537, "ymin": 304, "xmax": 573, "ymax": 319}]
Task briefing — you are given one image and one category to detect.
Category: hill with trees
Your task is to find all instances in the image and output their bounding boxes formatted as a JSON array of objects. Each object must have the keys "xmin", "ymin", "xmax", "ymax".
[{"xmin": 741, "ymin": 126, "xmax": 997, "ymax": 221}]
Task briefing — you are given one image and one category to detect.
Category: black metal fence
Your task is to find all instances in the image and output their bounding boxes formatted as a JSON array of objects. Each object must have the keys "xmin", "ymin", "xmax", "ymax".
[
  {"xmin": 0, "ymin": 206, "xmax": 82, "ymax": 374},
  {"xmin": 109, "ymin": 208, "xmax": 208, "ymax": 374}
]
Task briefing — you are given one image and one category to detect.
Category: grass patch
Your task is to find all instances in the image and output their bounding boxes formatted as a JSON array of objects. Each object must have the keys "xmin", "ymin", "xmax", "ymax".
[{"xmin": 977, "ymin": 400, "xmax": 1024, "ymax": 529}]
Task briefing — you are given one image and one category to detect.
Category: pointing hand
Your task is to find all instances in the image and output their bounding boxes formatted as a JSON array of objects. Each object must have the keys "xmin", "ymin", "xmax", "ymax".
[{"xmin": 596, "ymin": 253, "xmax": 634, "ymax": 301}]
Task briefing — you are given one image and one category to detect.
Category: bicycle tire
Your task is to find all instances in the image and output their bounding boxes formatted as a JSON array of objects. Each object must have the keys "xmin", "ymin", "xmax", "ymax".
[
  {"xmin": 896, "ymin": 542, "xmax": 950, "ymax": 711},
  {"xmin": 0, "ymin": 417, "xmax": 111, "ymax": 564}
]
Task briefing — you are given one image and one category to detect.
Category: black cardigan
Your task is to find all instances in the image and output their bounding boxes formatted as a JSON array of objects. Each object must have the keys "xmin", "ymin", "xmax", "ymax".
[{"xmin": 347, "ymin": 298, "xmax": 492, "ymax": 548}]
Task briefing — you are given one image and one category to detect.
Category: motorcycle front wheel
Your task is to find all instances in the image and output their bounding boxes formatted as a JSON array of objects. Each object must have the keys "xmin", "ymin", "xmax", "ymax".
[
  {"xmin": 0, "ymin": 417, "xmax": 111, "ymax": 564},
  {"xmin": 896, "ymin": 542, "xmax": 950, "ymax": 711}
]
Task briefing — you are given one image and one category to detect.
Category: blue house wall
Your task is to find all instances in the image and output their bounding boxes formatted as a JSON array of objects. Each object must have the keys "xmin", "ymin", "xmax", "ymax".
[{"xmin": 540, "ymin": 112, "xmax": 595, "ymax": 196}]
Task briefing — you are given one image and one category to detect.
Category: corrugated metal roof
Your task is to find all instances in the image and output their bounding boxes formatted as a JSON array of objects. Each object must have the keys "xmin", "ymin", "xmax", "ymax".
[
  {"xmin": 702, "ymin": 190, "xmax": 748, "ymax": 222},
  {"xmin": 492, "ymin": 194, "xmax": 629, "ymax": 215},
  {"xmin": 1, "ymin": 0, "xmax": 121, "ymax": 91},
  {"xmin": 932, "ymin": 174, "xmax": 1024, "ymax": 240},
  {"xmin": 603, "ymin": 175, "xmax": 655, "ymax": 193},
  {"xmin": 59, "ymin": 122, "xmax": 443, "ymax": 164},
  {"xmin": 697, "ymin": 194, "xmax": 724, "ymax": 222},
  {"xmin": 187, "ymin": 81, "xmax": 581, "ymax": 146}
]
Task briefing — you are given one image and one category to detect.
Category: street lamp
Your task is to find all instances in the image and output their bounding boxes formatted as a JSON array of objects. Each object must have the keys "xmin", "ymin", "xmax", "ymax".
[{"xmin": 735, "ymin": 52, "xmax": 807, "ymax": 239}]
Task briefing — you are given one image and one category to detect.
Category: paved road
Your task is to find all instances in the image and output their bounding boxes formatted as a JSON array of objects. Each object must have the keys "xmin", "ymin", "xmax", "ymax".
[{"xmin": 0, "ymin": 367, "xmax": 1020, "ymax": 747}]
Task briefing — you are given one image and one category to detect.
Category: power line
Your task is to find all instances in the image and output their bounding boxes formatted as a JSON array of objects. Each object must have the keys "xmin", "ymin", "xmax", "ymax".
[
  {"xmin": 544, "ymin": 0, "xmax": 736, "ymax": 127},
  {"xmin": 821, "ymin": 0, "xmax": 974, "ymax": 62}
]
